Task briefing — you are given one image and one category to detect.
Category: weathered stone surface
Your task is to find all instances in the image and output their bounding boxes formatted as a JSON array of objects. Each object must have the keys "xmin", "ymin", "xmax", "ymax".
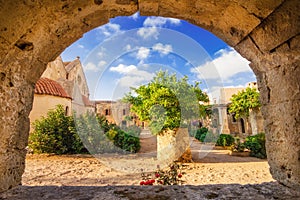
[
  {"xmin": 157, "ymin": 128, "xmax": 192, "ymax": 163},
  {"xmin": 0, "ymin": 0, "xmax": 299, "ymax": 193},
  {"xmin": 250, "ymin": 0, "xmax": 300, "ymax": 52},
  {"xmin": 1, "ymin": 182, "xmax": 300, "ymax": 200}
]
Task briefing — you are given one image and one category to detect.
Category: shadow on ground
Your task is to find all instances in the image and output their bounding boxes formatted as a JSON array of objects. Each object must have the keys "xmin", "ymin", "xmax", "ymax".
[{"xmin": 1, "ymin": 182, "xmax": 299, "ymax": 200}]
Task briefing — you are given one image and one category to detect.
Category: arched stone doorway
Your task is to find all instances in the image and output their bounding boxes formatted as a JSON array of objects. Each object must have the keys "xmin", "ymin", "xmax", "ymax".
[{"xmin": 0, "ymin": 0, "xmax": 299, "ymax": 192}]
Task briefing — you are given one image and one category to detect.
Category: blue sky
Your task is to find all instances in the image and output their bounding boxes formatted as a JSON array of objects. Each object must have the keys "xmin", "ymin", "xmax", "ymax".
[{"xmin": 61, "ymin": 12, "xmax": 256, "ymax": 101}]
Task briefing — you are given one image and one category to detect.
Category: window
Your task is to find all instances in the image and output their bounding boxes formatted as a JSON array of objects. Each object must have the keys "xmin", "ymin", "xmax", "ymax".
[
  {"xmin": 65, "ymin": 106, "xmax": 69, "ymax": 116},
  {"xmin": 123, "ymin": 109, "xmax": 126, "ymax": 115},
  {"xmin": 105, "ymin": 109, "xmax": 109, "ymax": 115},
  {"xmin": 232, "ymin": 113, "xmax": 237, "ymax": 122}
]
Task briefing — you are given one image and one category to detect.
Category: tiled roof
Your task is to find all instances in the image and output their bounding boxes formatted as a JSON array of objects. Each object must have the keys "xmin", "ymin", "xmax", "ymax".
[
  {"xmin": 35, "ymin": 78, "xmax": 71, "ymax": 99},
  {"xmin": 82, "ymin": 95, "xmax": 94, "ymax": 107}
]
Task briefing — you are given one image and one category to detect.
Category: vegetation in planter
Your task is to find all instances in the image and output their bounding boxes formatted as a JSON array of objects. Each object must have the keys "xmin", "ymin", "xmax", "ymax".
[
  {"xmin": 123, "ymin": 70, "xmax": 209, "ymax": 135},
  {"xmin": 216, "ymin": 134, "xmax": 235, "ymax": 147}
]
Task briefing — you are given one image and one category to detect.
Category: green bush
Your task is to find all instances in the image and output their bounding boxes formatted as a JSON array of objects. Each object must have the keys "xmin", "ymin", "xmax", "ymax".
[
  {"xmin": 216, "ymin": 134, "xmax": 235, "ymax": 147},
  {"xmin": 122, "ymin": 125, "xmax": 142, "ymax": 137},
  {"xmin": 113, "ymin": 130, "xmax": 141, "ymax": 153},
  {"xmin": 194, "ymin": 127, "xmax": 208, "ymax": 142},
  {"xmin": 28, "ymin": 105, "xmax": 85, "ymax": 154},
  {"xmin": 244, "ymin": 133, "xmax": 266, "ymax": 159},
  {"xmin": 29, "ymin": 106, "xmax": 141, "ymax": 155}
]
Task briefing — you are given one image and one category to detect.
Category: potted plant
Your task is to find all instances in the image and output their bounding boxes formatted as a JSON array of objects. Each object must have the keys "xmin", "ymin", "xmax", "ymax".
[{"xmin": 123, "ymin": 70, "xmax": 209, "ymax": 163}]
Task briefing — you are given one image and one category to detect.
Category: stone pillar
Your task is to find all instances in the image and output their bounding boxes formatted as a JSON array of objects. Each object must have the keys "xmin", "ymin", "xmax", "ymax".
[
  {"xmin": 249, "ymin": 109, "xmax": 258, "ymax": 135},
  {"xmin": 0, "ymin": 65, "xmax": 35, "ymax": 191},
  {"xmin": 257, "ymin": 55, "xmax": 300, "ymax": 189},
  {"xmin": 157, "ymin": 128, "xmax": 192, "ymax": 164}
]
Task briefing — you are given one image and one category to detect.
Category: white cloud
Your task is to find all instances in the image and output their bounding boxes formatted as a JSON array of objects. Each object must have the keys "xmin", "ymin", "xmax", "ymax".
[
  {"xmin": 97, "ymin": 47, "xmax": 106, "ymax": 58},
  {"xmin": 130, "ymin": 12, "xmax": 139, "ymax": 20},
  {"xmin": 136, "ymin": 47, "xmax": 150, "ymax": 60},
  {"xmin": 190, "ymin": 48, "xmax": 251, "ymax": 82},
  {"xmin": 152, "ymin": 43, "xmax": 173, "ymax": 55},
  {"xmin": 143, "ymin": 17, "xmax": 181, "ymax": 27},
  {"xmin": 84, "ymin": 62, "xmax": 99, "ymax": 72},
  {"xmin": 97, "ymin": 23, "xmax": 121, "ymax": 38},
  {"xmin": 98, "ymin": 60, "xmax": 107, "ymax": 68},
  {"xmin": 110, "ymin": 64, "xmax": 137, "ymax": 74},
  {"xmin": 124, "ymin": 44, "xmax": 131, "ymax": 51},
  {"xmin": 137, "ymin": 27, "xmax": 159, "ymax": 39},
  {"xmin": 77, "ymin": 44, "xmax": 85, "ymax": 49},
  {"xmin": 109, "ymin": 64, "xmax": 155, "ymax": 88}
]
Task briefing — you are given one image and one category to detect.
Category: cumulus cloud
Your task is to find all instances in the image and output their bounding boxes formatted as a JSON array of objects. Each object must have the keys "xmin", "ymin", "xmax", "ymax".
[
  {"xmin": 152, "ymin": 43, "xmax": 173, "ymax": 56},
  {"xmin": 143, "ymin": 16, "xmax": 181, "ymax": 27},
  {"xmin": 109, "ymin": 64, "xmax": 154, "ymax": 87},
  {"xmin": 96, "ymin": 23, "xmax": 122, "ymax": 38},
  {"xmin": 124, "ymin": 44, "xmax": 131, "ymax": 51},
  {"xmin": 130, "ymin": 12, "xmax": 139, "ymax": 20},
  {"xmin": 84, "ymin": 62, "xmax": 99, "ymax": 72},
  {"xmin": 190, "ymin": 48, "xmax": 251, "ymax": 83},
  {"xmin": 136, "ymin": 47, "xmax": 150, "ymax": 60},
  {"xmin": 137, "ymin": 27, "xmax": 159, "ymax": 40},
  {"xmin": 137, "ymin": 16, "xmax": 181, "ymax": 40},
  {"xmin": 98, "ymin": 60, "xmax": 107, "ymax": 68},
  {"xmin": 110, "ymin": 64, "xmax": 137, "ymax": 74},
  {"xmin": 97, "ymin": 47, "xmax": 106, "ymax": 58}
]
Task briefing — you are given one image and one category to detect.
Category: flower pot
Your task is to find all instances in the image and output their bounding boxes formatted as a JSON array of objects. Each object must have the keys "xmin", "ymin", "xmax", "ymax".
[{"xmin": 157, "ymin": 128, "xmax": 192, "ymax": 163}]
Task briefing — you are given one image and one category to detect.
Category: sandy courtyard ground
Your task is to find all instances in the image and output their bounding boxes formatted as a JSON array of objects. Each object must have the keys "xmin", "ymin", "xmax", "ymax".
[
  {"xmin": 22, "ymin": 136, "xmax": 274, "ymax": 186},
  {"xmin": 1, "ymin": 135, "xmax": 300, "ymax": 199}
]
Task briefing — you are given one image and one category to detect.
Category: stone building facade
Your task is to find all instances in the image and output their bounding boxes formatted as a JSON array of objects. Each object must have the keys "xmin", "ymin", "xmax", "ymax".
[
  {"xmin": 95, "ymin": 100, "xmax": 146, "ymax": 128},
  {"xmin": 29, "ymin": 56, "xmax": 94, "ymax": 129},
  {"xmin": 213, "ymin": 82, "xmax": 264, "ymax": 138}
]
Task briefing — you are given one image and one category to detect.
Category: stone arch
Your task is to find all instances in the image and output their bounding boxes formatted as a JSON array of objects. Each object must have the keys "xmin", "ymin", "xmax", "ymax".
[{"xmin": 0, "ymin": 0, "xmax": 299, "ymax": 192}]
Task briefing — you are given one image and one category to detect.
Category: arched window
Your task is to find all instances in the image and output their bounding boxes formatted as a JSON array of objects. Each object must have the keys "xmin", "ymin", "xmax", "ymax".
[{"xmin": 65, "ymin": 106, "xmax": 69, "ymax": 116}]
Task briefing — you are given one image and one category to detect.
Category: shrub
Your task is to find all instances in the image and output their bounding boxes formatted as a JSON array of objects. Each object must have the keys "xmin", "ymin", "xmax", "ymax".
[
  {"xmin": 194, "ymin": 127, "xmax": 208, "ymax": 141},
  {"xmin": 216, "ymin": 134, "xmax": 235, "ymax": 147},
  {"xmin": 29, "ymin": 106, "xmax": 141, "ymax": 155},
  {"xmin": 122, "ymin": 125, "xmax": 142, "ymax": 137},
  {"xmin": 244, "ymin": 133, "xmax": 266, "ymax": 159},
  {"xmin": 113, "ymin": 130, "xmax": 141, "ymax": 153},
  {"xmin": 28, "ymin": 105, "xmax": 85, "ymax": 154}
]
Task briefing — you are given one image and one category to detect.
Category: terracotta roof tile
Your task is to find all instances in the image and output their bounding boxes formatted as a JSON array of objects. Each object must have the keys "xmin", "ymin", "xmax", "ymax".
[
  {"xmin": 35, "ymin": 78, "xmax": 71, "ymax": 99},
  {"xmin": 82, "ymin": 95, "xmax": 94, "ymax": 107}
]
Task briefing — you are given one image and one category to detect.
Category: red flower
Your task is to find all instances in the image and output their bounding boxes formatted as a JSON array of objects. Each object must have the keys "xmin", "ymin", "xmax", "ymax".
[
  {"xmin": 150, "ymin": 179, "xmax": 155, "ymax": 184},
  {"xmin": 178, "ymin": 173, "xmax": 182, "ymax": 178},
  {"xmin": 140, "ymin": 181, "xmax": 145, "ymax": 185},
  {"xmin": 155, "ymin": 173, "xmax": 160, "ymax": 178}
]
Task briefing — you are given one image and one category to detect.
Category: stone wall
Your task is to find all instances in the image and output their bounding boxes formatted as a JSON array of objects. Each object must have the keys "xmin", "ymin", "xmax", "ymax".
[{"xmin": 0, "ymin": 0, "xmax": 299, "ymax": 192}]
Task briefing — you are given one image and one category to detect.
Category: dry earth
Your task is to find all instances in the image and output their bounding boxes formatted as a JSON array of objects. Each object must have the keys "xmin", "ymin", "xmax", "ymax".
[{"xmin": 1, "ymin": 134, "xmax": 299, "ymax": 199}]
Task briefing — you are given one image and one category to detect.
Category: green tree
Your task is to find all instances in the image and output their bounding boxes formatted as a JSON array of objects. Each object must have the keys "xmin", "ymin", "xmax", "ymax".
[
  {"xmin": 123, "ymin": 70, "xmax": 209, "ymax": 135},
  {"xmin": 228, "ymin": 87, "xmax": 261, "ymax": 119}
]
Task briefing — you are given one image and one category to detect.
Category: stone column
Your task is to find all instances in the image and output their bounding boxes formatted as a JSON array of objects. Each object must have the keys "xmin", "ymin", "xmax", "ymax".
[
  {"xmin": 257, "ymin": 54, "xmax": 300, "ymax": 189},
  {"xmin": 0, "ymin": 65, "xmax": 35, "ymax": 191}
]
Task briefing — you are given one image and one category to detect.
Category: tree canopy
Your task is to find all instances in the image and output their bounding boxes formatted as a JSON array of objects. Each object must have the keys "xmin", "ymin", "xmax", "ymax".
[
  {"xmin": 228, "ymin": 87, "xmax": 261, "ymax": 119},
  {"xmin": 123, "ymin": 70, "xmax": 209, "ymax": 135}
]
